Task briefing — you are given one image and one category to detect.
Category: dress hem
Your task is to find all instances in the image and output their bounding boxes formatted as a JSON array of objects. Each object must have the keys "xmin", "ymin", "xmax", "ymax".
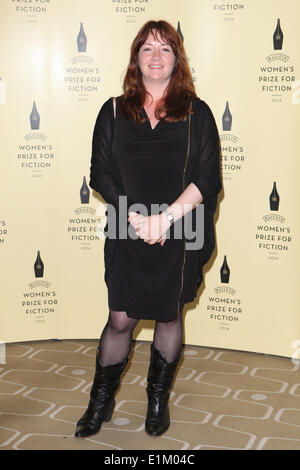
[{"xmin": 108, "ymin": 293, "xmax": 198, "ymax": 322}]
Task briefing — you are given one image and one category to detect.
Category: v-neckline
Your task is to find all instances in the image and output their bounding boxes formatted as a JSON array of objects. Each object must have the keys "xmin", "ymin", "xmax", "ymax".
[{"xmin": 142, "ymin": 107, "xmax": 161, "ymax": 131}]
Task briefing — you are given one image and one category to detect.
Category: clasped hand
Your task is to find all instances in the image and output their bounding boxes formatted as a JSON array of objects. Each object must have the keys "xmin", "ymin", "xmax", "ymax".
[{"xmin": 128, "ymin": 212, "xmax": 170, "ymax": 247}]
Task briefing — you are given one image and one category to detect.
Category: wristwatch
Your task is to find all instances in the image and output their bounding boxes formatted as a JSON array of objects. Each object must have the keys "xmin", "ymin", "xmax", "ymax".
[{"xmin": 163, "ymin": 209, "xmax": 174, "ymax": 226}]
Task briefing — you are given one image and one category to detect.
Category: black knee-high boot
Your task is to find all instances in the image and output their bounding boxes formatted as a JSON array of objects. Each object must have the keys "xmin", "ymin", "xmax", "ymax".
[
  {"xmin": 74, "ymin": 348, "xmax": 128, "ymax": 438},
  {"xmin": 145, "ymin": 344, "xmax": 182, "ymax": 436}
]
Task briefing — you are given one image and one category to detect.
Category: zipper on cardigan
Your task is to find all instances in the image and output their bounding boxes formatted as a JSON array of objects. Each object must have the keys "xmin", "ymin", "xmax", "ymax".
[{"xmin": 176, "ymin": 103, "xmax": 192, "ymax": 317}]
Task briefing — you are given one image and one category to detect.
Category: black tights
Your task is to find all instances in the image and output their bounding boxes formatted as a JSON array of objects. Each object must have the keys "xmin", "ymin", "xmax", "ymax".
[{"xmin": 98, "ymin": 309, "xmax": 183, "ymax": 366}]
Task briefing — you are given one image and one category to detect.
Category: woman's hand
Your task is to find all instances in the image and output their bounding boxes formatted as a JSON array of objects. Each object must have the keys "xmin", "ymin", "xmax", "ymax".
[{"xmin": 128, "ymin": 212, "xmax": 170, "ymax": 246}]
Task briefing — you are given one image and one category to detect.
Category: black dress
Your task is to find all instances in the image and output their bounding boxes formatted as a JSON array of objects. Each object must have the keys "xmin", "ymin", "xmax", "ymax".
[{"xmin": 89, "ymin": 96, "xmax": 222, "ymax": 322}]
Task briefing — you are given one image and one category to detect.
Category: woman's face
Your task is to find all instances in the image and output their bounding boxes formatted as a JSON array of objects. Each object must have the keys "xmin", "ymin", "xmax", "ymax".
[{"xmin": 137, "ymin": 30, "xmax": 176, "ymax": 87}]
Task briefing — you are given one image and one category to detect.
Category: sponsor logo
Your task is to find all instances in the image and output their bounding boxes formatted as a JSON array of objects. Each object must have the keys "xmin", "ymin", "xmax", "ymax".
[
  {"xmin": 17, "ymin": 102, "xmax": 55, "ymax": 176},
  {"xmin": 255, "ymin": 182, "xmax": 292, "ymax": 260},
  {"xmin": 220, "ymin": 101, "xmax": 246, "ymax": 180},
  {"xmin": 207, "ymin": 257, "xmax": 243, "ymax": 330},
  {"xmin": 64, "ymin": 23, "xmax": 101, "ymax": 102},
  {"xmin": 22, "ymin": 251, "xmax": 58, "ymax": 323},
  {"xmin": 259, "ymin": 19, "xmax": 297, "ymax": 103}
]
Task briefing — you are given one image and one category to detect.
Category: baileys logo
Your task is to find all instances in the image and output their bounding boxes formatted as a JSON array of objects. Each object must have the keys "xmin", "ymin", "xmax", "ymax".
[
  {"xmin": 206, "ymin": 256, "xmax": 244, "ymax": 331},
  {"xmin": 64, "ymin": 23, "xmax": 101, "ymax": 101},
  {"xmin": 80, "ymin": 176, "xmax": 90, "ymax": 205},
  {"xmin": 220, "ymin": 102, "xmax": 237, "ymax": 142},
  {"xmin": 267, "ymin": 18, "xmax": 288, "ymax": 63},
  {"xmin": 23, "ymin": 250, "xmax": 58, "ymax": 324},
  {"xmin": 26, "ymin": 101, "xmax": 46, "ymax": 141},
  {"xmin": 30, "ymin": 101, "xmax": 40, "ymax": 130},
  {"xmin": 220, "ymin": 255, "xmax": 230, "ymax": 284},
  {"xmin": 263, "ymin": 181, "xmax": 283, "ymax": 223},
  {"xmin": 66, "ymin": 177, "xmax": 105, "ymax": 248},
  {"xmin": 259, "ymin": 18, "xmax": 296, "ymax": 102},
  {"xmin": 255, "ymin": 181, "xmax": 292, "ymax": 260},
  {"xmin": 222, "ymin": 102, "xmax": 232, "ymax": 133},
  {"xmin": 72, "ymin": 22, "xmax": 91, "ymax": 64},
  {"xmin": 273, "ymin": 18, "xmax": 284, "ymax": 51},
  {"xmin": 34, "ymin": 250, "xmax": 44, "ymax": 278},
  {"xmin": 219, "ymin": 101, "xmax": 246, "ymax": 180},
  {"xmin": 269, "ymin": 182, "xmax": 280, "ymax": 212},
  {"xmin": 77, "ymin": 23, "xmax": 87, "ymax": 53},
  {"xmin": 17, "ymin": 102, "xmax": 55, "ymax": 174}
]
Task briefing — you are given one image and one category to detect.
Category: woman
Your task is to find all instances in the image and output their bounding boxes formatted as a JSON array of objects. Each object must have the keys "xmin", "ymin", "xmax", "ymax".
[{"xmin": 75, "ymin": 20, "xmax": 221, "ymax": 438}]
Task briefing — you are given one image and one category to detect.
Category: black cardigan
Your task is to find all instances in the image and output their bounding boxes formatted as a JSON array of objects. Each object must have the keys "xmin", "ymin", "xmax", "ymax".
[{"xmin": 90, "ymin": 96, "xmax": 222, "ymax": 289}]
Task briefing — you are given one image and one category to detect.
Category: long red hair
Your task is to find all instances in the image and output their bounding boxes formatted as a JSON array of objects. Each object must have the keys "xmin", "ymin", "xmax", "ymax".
[{"xmin": 118, "ymin": 20, "xmax": 196, "ymax": 123}]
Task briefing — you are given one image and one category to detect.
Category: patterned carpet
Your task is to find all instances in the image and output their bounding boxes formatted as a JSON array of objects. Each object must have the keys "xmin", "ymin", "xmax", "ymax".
[{"xmin": 1, "ymin": 339, "xmax": 300, "ymax": 451}]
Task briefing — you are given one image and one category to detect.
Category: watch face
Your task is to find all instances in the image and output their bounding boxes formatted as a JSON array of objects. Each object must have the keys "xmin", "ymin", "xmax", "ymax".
[{"xmin": 164, "ymin": 210, "xmax": 173, "ymax": 224}]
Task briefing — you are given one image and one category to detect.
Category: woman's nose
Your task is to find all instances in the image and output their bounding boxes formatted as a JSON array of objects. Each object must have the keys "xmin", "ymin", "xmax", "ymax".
[{"xmin": 152, "ymin": 48, "xmax": 161, "ymax": 60}]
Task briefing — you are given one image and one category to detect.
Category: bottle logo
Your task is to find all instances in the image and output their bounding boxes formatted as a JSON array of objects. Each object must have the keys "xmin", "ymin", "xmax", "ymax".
[
  {"xmin": 256, "ymin": 181, "xmax": 292, "ymax": 260},
  {"xmin": 19, "ymin": 101, "xmax": 55, "ymax": 174},
  {"xmin": 207, "ymin": 255, "xmax": 242, "ymax": 330},
  {"xmin": 34, "ymin": 250, "xmax": 44, "ymax": 278},
  {"xmin": 273, "ymin": 18, "xmax": 284, "ymax": 50},
  {"xmin": 68, "ymin": 178, "xmax": 105, "ymax": 249},
  {"xmin": 30, "ymin": 101, "xmax": 40, "ymax": 130},
  {"xmin": 80, "ymin": 176, "xmax": 90, "ymax": 204},
  {"xmin": 220, "ymin": 255, "xmax": 230, "ymax": 284},
  {"xmin": 25, "ymin": 253, "xmax": 57, "ymax": 323},
  {"xmin": 177, "ymin": 22, "xmax": 184, "ymax": 43},
  {"xmin": 77, "ymin": 22, "xmax": 87, "ymax": 53},
  {"xmin": 65, "ymin": 23, "xmax": 101, "ymax": 101},
  {"xmin": 260, "ymin": 18, "xmax": 296, "ymax": 103},
  {"xmin": 220, "ymin": 101, "xmax": 245, "ymax": 180},
  {"xmin": 222, "ymin": 101, "xmax": 232, "ymax": 131},
  {"xmin": 269, "ymin": 181, "xmax": 280, "ymax": 211}
]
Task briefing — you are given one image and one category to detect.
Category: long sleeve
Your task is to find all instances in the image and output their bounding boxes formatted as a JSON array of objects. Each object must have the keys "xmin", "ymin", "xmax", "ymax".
[
  {"xmin": 89, "ymin": 97, "xmax": 126, "ymax": 208},
  {"xmin": 191, "ymin": 101, "xmax": 222, "ymax": 203}
]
